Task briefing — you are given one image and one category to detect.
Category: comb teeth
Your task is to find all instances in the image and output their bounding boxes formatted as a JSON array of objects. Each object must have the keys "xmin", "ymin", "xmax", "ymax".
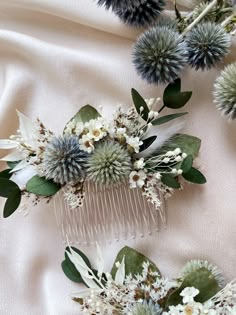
[{"xmin": 54, "ymin": 181, "xmax": 166, "ymax": 245}]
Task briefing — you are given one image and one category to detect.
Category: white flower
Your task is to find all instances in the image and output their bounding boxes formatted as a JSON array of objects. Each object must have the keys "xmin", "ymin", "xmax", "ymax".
[
  {"xmin": 87, "ymin": 119, "xmax": 107, "ymax": 141},
  {"xmin": 129, "ymin": 170, "xmax": 147, "ymax": 188},
  {"xmin": 79, "ymin": 134, "xmax": 94, "ymax": 153},
  {"xmin": 75, "ymin": 122, "xmax": 85, "ymax": 135},
  {"xmin": 155, "ymin": 172, "xmax": 162, "ymax": 180},
  {"xmin": 180, "ymin": 287, "xmax": 200, "ymax": 304},
  {"xmin": 134, "ymin": 158, "xmax": 146, "ymax": 170},
  {"xmin": 116, "ymin": 127, "xmax": 127, "ymax": 136},
  {"xmin": 64, "ymin": 120, "xmax": 76, "ymax": 134},
  {"xmin": 126, "ymin": 136, "xmax": 143, "ymax": 153},
  {"xmin": 148, "ymin": 110, "xmax": 159, "ymax": 120},
  {"xmin": 183, "ymin": 303, "xmax": 201, "ymax": 315}
]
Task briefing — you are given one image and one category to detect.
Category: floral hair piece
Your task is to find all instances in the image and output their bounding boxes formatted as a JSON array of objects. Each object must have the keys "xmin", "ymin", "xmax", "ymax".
[
  {"xmin": 0, "ymin": 79, "xmax": 206, "ymax": 226},
  {"xmin": 62, "ymin": 245, "xmax": 236, "ymax": 314}
]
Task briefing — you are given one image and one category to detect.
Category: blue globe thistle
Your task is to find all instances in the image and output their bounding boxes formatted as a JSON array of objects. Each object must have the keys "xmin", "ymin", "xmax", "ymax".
[
  {"xmin": 114, "ymin": 0, "xmax": 166, "ymax": 27},
  {"xmin": 133, "ymin": 26, "xmax": 188, "ymax": 85},
  {"xmin": 131, "ymin": 302, "xmax": 162, "ymax": 315},
  {"xmin": 214, "ymin": 63, "xmax": 236, "ymax": 120},
  {"xmin": 43, "ymin": 136, "xmax": 88, "ymax": 185},
  {"xmin": 86, "ymin": 141, "xmax": 132, "ymax": 185},
  {"xmin": 186, "ymin": 22, "xmax": 231, "ymax": 70}
]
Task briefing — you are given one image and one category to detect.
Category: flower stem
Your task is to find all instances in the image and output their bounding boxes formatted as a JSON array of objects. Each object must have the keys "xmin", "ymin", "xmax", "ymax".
[
  {"xmin": 221, "ymin": 12, "xmax": 236, "ymax": 27},
  {"xmin": 182, "ymin": 0, "xmax": 218, "ymax": 35},
  {"xmin": 158, "ymin": 105, "xmax": 166, "ymax": 113}
]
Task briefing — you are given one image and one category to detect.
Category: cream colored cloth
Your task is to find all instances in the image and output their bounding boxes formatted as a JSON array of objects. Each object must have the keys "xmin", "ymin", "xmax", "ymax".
[{"xmin": 0, "ymin": 1, "xmax": 236, "ymax": 314}]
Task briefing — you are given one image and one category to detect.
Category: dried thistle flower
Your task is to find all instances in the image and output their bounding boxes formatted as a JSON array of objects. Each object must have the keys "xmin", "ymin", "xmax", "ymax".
[
  {"xmin": 214, "ymin": 62, "xmax": 236, "ymax": 120},
  {"xmin": 133, "ymin": 26, "xmax": 188, "ymax": 85},
  {"xmin": 180, "ymin": 260, "xmax": 224, "ymax": 287},
  {"xmin": 131, "ymin": 302, "xmax": 162, "ymax": 315},
  {"xmin": 186, "ymin": 22, "xmax": 231, "ymax": 70},
  {"xmin": 42, "ymin": 135, "xmax": 88, "ymax": 185},
  {"xmin": 86, "ymin": 141, "xmax": 132, "ymax": 185},
  {"xmin": 114, "ymin": 0, "xmax": 166, "ymax": 27}
]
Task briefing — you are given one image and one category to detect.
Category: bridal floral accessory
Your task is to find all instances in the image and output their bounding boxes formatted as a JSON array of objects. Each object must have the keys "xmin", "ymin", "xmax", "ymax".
[
  {"xmin": 97, "ymin": 0, "xmax": 236, "ymax": 120},
  {"xmin": 62, "ymin": 245, "xmax": 236, "ymax": 314},
  {"xmin": 0, "ymin": 80, "xmax": 206, "ymax": 219}
]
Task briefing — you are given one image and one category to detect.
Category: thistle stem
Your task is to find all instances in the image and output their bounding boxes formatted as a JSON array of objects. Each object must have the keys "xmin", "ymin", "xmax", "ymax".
[
  {"xmin": 182, "ymin": 0, "xmax": 218, "ymax": 35},
  {"xmin": 221, "ymin": 12, "xmax": 236, "ymax": 27}
]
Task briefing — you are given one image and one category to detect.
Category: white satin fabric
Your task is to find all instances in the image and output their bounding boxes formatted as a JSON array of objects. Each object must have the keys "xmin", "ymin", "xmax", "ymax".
[{"xmin": 0, "ymin": 1, "xmax": 236, "ymax": 314}]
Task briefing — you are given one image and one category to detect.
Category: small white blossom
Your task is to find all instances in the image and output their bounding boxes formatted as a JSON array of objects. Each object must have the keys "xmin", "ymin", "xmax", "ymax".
[
  {"xmin": 75, "ymin": 122, "xmax": 85, "ymax": 135},
  {"xmin": 129, "ymin": 170, "xmax": 147, "ymax": 188},
  {"xmin": 180, "ymin": 287, "xmax": 200, "ymax": 304},
  {"xmin": 126, "ymin": 136, "xmax": 143, "ymax": 153},
  {"xmin": 79, "ymin": 134, "xmax": 94, "ymax": 153},
  {"xmin": 134, "ymin": 158, "xmax": 146, "ymax": 170}
]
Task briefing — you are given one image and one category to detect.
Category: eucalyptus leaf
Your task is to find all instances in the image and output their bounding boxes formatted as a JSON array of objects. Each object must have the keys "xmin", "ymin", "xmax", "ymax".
[
  {"xmin": 62, "ymin": 246, "xmax": 91, "ymax": 284},
  {"xmin": 131, "ymin": 88, "xmax": 150, "ymax": 121},
  {"xmin": 3, "ymin": 189, "xmax": 22, "ymax": 218},
  {"xmin": 61, "ymin": 260, "xmax": 83, "ymax": 283},
  {"xmin": 163, "ymin": 79, "xmax": 192, "ymax": 109},
  {"xmin": 0, "ymin": 169, "xmax": 12, "ymax": 179},
  {"xmin": 0, "ymin": 178, "xmax": 20, "ymax": 198},
  {"xmin": 26, "ymin": 175, "xmax": 60, "ymax": 197},
  {"xmin": 152, "ymin": 112, "xmax": 188, "ymax": 126},
  {"xmin": 111, "ymin": 246, "xmax": 160, "ymax": 279},
  {"xmin": 183, "ymin": 167, "xmax": 206, "ymax": 184},
  {"xmin": 161, "ymin": 173, "xmax": 181, "ymax": 189},
  {"xmin": 181, "ymin": 155, "xmax": 193, "ymax": 173},
  {"xmin": 139, "ymin": 136, "xmax": 157, "ymax": 152},
  {"xmin": 164, "ymin": 91, "xmax": 192, "ymax": 109},
  {"xmin": 166, "ymin": 267, "xmax": 220, "ymax": 306}
]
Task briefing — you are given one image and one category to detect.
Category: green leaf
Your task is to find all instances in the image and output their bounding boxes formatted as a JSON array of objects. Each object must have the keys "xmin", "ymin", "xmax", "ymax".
[
  {"xmin": 65, "ymin": 246, "xmax": 91, "ymax": 269},
  {"xmin": 0, "ymin": 178, "xmax": 20, "ymax": 198},
  {"xmin": 61, "ymin": 259, "xmax": 83, "ymax": 283},
  {"xmin": 182, "ymin": 167, "xmax": 207, "ymax": 184},
  {"xmin": 131, "ymin": 88, "xmax": 150, "ymax": 121},
  {"xmin": 3, "ymin": 189, "xmax": 22, "ymax": 218},
  {"xmin": 152, "ymin": 112, "xmax": 188, "ymax": 126},
  {"xmin": 163, "ymin": 79, "xmax": 192, "ymax": 109},
  {"xmin": 64, "ymin": 105, "xmax": 101, "ymax": 132},
  {"xmin": 164, "ymin": 91, "xmax": 192, "ymax": 109},
  {"xmin": 164, "ymin": 78, "xmax": 181, "ymax": 96},
  {"xmin": 111, "ymin": 246, "xmax": 160, "ymax": 279},
  {"xmin": 62, "ymin": 247, "xmax": 92, "ymax": 285},
  {"xmin": 139, "ymin": 136, "xmax": 157, "ymax": 152},
  {"xmin": 158, "ymin": 134, "xmax": 201, "ymax": 159},
  {"xmin": 0, "ymin": 169, "xmax": 12, "ymax": 179},
  {"xmin": 7, "ymin": 161, "xmax": 21, "ymax": 169},
  {"xmin": 161, "ymin": 173, "xmax": 181, "ymax": 189},
  {"xmin": 181, "ymin": 155, "xmax": 193, "ymax": 173},
  {"xmin": 0, "ymin": 178, "xmax": 22, "ymax": 218},
  {"xmin": 166, "ymin": 268, "xmax": 220, "ymax": 306},
  {"xmin": 26, "ymin": 175, "xmax": 60, "ymax": 196}
]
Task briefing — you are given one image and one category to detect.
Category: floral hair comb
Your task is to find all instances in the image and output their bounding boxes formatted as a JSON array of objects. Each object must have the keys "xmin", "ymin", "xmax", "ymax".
[
  {"xmin": 62, "ymin": 245, "xmax": 236, "ymax": 314},
  {"xmin": 0, "ymin": 79, "xmax": 206, "ymax": 244}
]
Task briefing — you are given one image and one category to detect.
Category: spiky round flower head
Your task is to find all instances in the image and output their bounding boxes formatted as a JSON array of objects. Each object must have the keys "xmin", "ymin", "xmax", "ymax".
[
  {"xmin": 180, "ymin": 260, "xmax": 224, "ymax": 288},
  {"xmin": 114, "ymin": 0, "xmax": 166, "ymax": 27},
  {"xmin": 86, "ymin": 141, "xmax": 132, "ymax": 185},
  {"xmin": 214, "ymin": 63, "xmax": 236, "ymax": 120},
  {"xmin": 133, "ymin": 26, "xmax": 188, "ymax": 85},
  {"xmin": 42, "ymin": 135, "xmax": 88, "ymax": 185},
  {"xmin": 186, "ymin": 22, "xmax": 231, "ymax": 71},
  {"xmin": 192, "ymin": 2, "xmax": 217, "ymax": 22},
  {"xmin": 131, "ymin": 302, "xmax": 162, "ymax": 315}
]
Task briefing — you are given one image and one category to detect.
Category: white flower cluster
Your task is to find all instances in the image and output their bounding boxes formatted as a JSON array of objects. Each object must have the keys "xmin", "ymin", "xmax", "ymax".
[
  {"xmin": 163, "ymin": 280, "xmax": 236, "ymax": 315},
  {"xmin": 76, "ymin": 261, "xmax": 177, "ymax": 315}
]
